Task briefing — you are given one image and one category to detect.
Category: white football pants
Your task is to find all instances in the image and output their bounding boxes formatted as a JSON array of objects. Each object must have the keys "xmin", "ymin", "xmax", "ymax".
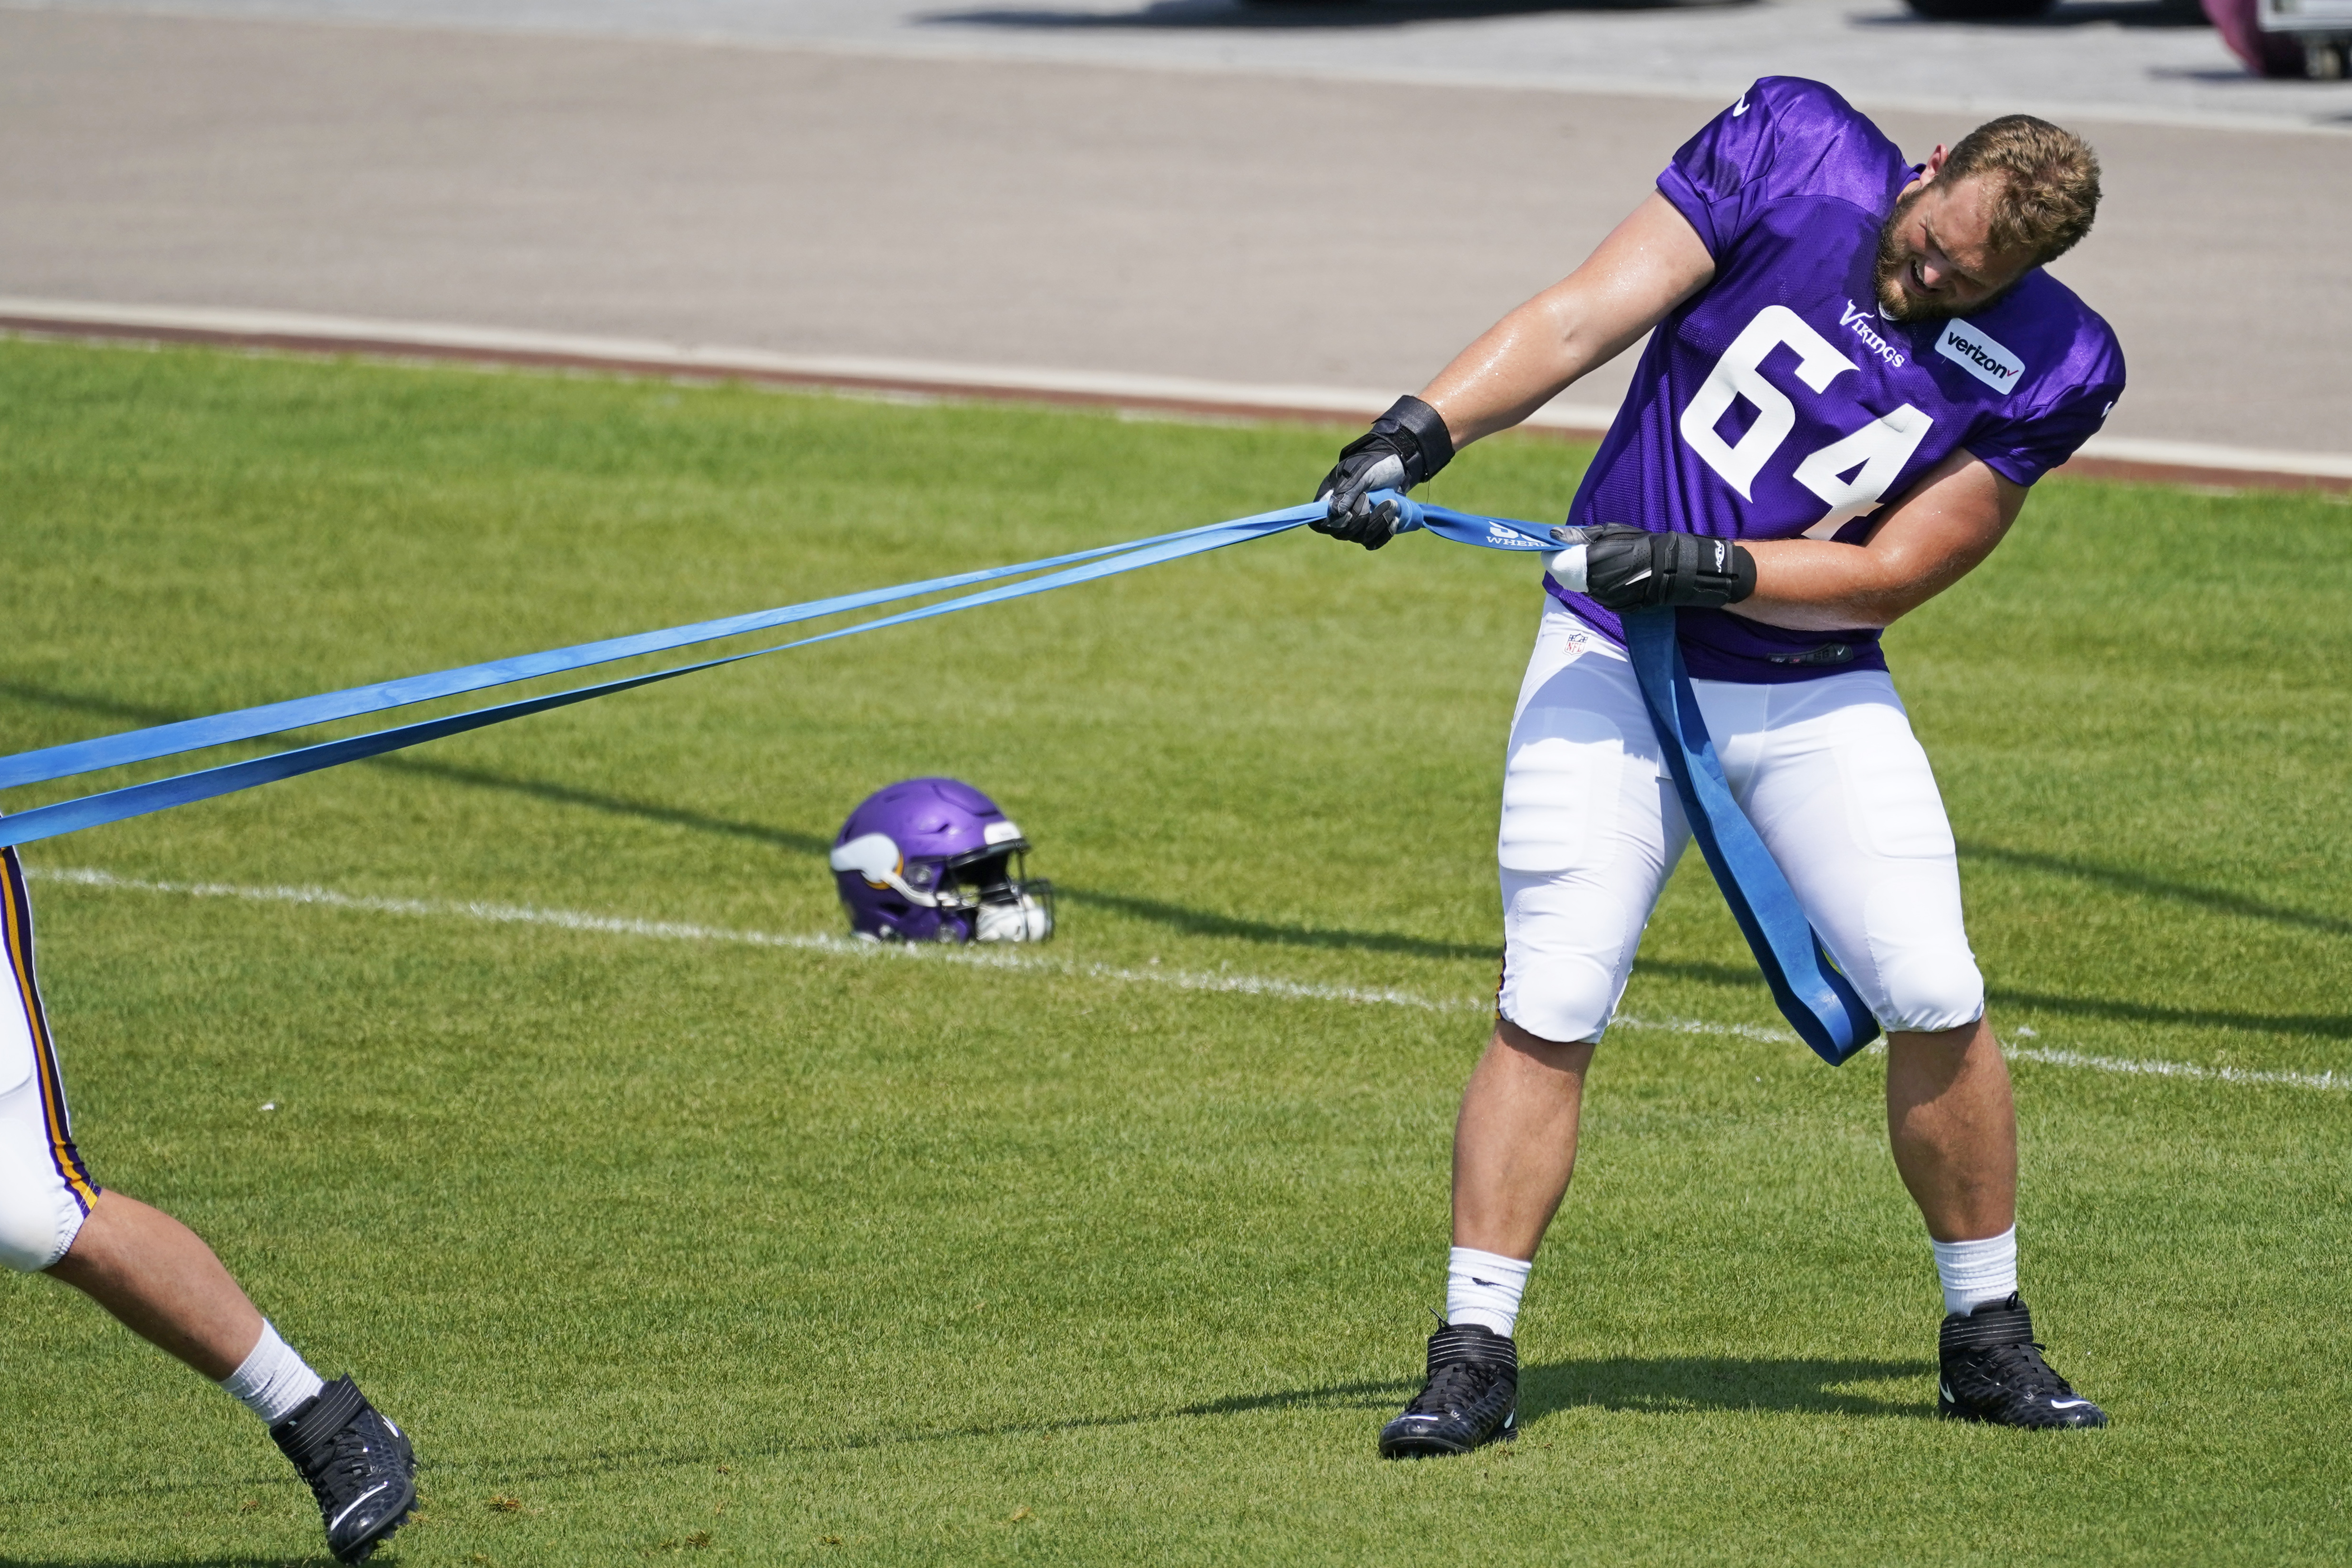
[
  {"xmin": 0, "ymin": 848, "xmax": 97, "ymax": 1271},
  {"xmin": 1497, "ymin": 602, "xmax": 1985, "ymax": 1045}
]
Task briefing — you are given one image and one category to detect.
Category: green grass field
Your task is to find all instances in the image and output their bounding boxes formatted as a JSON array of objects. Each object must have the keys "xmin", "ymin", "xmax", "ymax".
[{"xmin": 0, "ymin": 337, "xmax": 2345, "ymax": 1566}]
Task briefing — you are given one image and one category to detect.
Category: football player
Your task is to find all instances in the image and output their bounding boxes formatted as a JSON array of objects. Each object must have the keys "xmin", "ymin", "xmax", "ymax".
[
  {"xmin": 0, "ymin": 848, "xmax": 415, "ymax": 1560},
  {"xmin": 1308, "ymin": 78, "xmax": 2122, "ymax": 1451}
]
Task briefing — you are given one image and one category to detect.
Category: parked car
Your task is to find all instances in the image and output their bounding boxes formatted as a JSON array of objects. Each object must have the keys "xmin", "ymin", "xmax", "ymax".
[{"xmin": 2212, "ymin": 0, "xmax": 2352, "ymax": 75}]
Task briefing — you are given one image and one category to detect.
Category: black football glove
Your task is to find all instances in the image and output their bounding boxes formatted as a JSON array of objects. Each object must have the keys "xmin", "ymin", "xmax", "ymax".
[
  {"xmin": 1311, "ymin": 395, "xmax": 1456, "ymax": 550},
  {"xmin": 1582, "ymin": 525, "xmax": 1758, "ymax": 610}
]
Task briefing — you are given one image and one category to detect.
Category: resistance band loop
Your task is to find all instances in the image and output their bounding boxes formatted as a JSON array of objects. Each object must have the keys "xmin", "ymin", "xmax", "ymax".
[
  {"xmin": 1618, "ymin": 608, "xmax": 1880, "ymax": 1065},
  {"xmin": 0, "ymin": 488, "xmax": 1878, "ymax": 1061},
  {"xmin": 1388, "ymin": 493, "xmax": 1879, "ymax": 1064}
]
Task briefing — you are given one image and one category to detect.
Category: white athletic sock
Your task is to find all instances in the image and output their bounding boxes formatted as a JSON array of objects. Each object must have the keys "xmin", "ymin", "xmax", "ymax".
[
  {"xmin": 221, "ymin": 1321, "xmax": 326, "ymax": 1426},
  {"xmin": 1930, "ymin": 1226, "xmax": 2018, "ymax": 1316},
  {"xmin": 1446, "ymin": 1246, "xmax": 1533, "ymax": 1339}
]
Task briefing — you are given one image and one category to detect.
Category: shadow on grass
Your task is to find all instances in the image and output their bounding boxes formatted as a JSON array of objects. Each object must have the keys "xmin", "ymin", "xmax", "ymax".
[
  {"xmin": 403, "ymin": 1377, "xmax": 1418, "ymax": 1487},
  {"xmin": 1521, "ymin": 1355, "xmax": 1930, "ymax": 1421},
  {"xmin": 0, "ymin": 1362, "xmax": 1931, "ymax": 1521},
  {"xmin": 1633, "ymin": 956, "xmax": 2352, "ymax": 1040},
  {"xmin": 1985, "ymin": 988, "xmax": 2352, "ymax": 1041},
  {"xmin": 1958, "ymin": 839, "xmax": 2352, "ymax": 938},
  {"xmin": 330, "ymin": 1359, "xmax": 1929, "ymax": 1492},
  {"xmin": 386, "ymin": 754, "xmax": 836, "ymax": 855},
  {"xmin": 367, "ymin": 1359, "xmax": 1932, "ymax": 1493},
  {"xmin": 1058, "ymin": 886, "xmax": 1496, "ymax": 961},
  {"xmin": 0, "ymin": 1561, "xmax": 324, "ymax": 1568},
  {"xmin": 0, "ymin": 1382, "xmax": 1414, "ymax": 1511}
]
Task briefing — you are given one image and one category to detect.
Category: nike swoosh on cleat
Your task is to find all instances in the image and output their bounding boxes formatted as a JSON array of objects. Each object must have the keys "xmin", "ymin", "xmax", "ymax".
[
  {"xmin": 2048, "ymin": 1399, "xmax": 2093, "ymax": 1410},
  {"xmin": 330, "ymin": 1482, "xmax": 393, "ymax": 1531},
  {"xmin": 1939, "ymin": 1383, "xmax": 1955, "ymax": 1402}
]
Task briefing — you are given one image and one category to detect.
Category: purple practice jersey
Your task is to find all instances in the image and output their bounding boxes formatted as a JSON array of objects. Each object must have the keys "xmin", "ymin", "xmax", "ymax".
[{"xmin": 1550, "ymin": 76, "xmax": 2125, "ymax": 682}]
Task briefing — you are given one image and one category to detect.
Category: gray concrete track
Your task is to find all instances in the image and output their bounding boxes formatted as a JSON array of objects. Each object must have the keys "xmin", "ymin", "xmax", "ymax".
[
  {"xmin": 2, "ymin": 8, "xmax": 2344, "ymax": 451},
  {"xmin": 19, "ymin": 0, "xmax": 2352, "ymax": 132}
]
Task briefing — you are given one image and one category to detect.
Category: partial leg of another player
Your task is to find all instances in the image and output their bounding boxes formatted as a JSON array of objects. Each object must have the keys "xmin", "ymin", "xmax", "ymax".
[
  {"xmin": 45, "ymin": 1190, "xmax": 264, "ymax": 1377},
  {"xmin": 44, "ymin": 1194, "xmax": 420, "ymax": 1561},
  {"xmin": 0, "ymin": 846, "xmax": 419, "ymax": 1561}
]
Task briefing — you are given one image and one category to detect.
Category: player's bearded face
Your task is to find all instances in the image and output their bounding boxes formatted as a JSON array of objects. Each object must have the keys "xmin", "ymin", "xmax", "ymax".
[
  {"xmin": 1873, "ymin": 180, "xmax": 2028, "ymax": 324},
  {"xmin": 1873, "ymin": 189, "xmax": 1951, "ymax": 322}
]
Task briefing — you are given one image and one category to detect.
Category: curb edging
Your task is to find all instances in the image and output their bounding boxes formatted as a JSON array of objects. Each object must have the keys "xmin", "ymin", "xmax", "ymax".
[{"xmin": 5, "ymin": 301, "xmax": 2345, "ymax": 495}]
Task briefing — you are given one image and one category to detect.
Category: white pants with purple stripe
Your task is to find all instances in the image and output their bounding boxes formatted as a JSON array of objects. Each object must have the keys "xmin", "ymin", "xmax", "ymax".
[
  {"xmin": 1497, "ymin": 602, "xmax": 1986, "ymax": 1046},
  {"xmin": 0, "ymin": 847, "xmax": 98, "ymax": 1271}
]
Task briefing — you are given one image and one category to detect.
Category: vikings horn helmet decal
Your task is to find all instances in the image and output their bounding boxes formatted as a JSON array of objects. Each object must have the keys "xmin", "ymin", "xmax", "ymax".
[{"xmin": 829, "ymin": 778, "xmax": 1055, "ymax": 943}]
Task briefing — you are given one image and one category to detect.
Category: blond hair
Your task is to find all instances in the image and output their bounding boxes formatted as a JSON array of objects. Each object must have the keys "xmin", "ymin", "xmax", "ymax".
[{"xmin": 1939, "ymin": 115, "xmax": 2102, "ymax": 265}]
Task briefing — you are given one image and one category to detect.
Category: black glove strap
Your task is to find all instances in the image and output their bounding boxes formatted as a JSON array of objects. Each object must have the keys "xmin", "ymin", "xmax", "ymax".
[
  {"xmin": 1662, "ymin": 533, "xmax": 1760, "ymax": 608},
  {"xmin": 1334, "ymin": 394, "xmax": 1455, "ymax": 488},
  {"xmin": 1377, "ymin": 394, "xmax": 1454, "ymax": 486},
  {"xmin": 1584, "ymin": 526, "xmax": 1759, "ymax": 610}
]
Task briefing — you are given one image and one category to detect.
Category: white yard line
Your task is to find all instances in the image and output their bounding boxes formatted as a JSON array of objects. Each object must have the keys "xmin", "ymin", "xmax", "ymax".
[
  {"xmin": 2002, "ymin": 1044, "xmax": 2346, "ymax": 1094},
  {"xmin": 25, "ymin": 865, "xmax": 1469, "ymax": 1011},
  {"xmin": 28, "ymin": 865, "xmax": 2344, "ymax": 1091}
]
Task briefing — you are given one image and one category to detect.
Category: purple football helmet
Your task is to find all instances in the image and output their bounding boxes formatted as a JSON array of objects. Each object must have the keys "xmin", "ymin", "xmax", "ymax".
[{"xmin": 829, "ymin": 778, "xmax": 1055, "ymax": 944}]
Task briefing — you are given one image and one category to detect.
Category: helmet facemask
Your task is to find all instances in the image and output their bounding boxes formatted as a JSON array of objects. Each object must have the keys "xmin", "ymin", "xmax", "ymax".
[
  {"xmin": 933, "ymin": 846, "xmax": 1055, "ymax": 944},
  {"xmin": 829, "ymin": 806, "xmax": 1055, "ymax": 944}
]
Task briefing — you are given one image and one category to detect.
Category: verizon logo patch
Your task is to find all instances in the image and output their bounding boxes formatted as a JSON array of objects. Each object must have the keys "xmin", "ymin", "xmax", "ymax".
[{"xmin": 1935, "ymin": 322, "xmax": 2026, "ymax": 394}]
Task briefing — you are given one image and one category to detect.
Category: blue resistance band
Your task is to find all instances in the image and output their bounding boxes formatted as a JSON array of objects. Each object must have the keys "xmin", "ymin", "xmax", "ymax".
[
  {"xmin": 0, "ymin": 506, "xmax": 1321, "ymax": 851},
  {"xmin": 0, "ymin": 513, "xmax": 1296, "ymax": 793},
  {"xmin": 1617, "ymin": 608, "xmax": 1879, "ymax": 1065},
  {"xmin": 0, "ymin": 489, "xmax": 1874, "ymax": 1061}
]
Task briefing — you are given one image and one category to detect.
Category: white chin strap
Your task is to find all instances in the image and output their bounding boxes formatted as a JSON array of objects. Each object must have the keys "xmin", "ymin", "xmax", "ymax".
[{"xmin": 828, "ymin": 832, "xmax": 937, "ymax": 907}]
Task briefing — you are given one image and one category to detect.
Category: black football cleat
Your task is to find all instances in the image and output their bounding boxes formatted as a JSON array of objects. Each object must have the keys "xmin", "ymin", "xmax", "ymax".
[
  {"xmin": 1379, "ymin": 1321, "xmax": 1518, "ymax": 1458},
  {"xmin": 270, "ymin": 1375, "xmax": 418, "ymax": 1563},
  {"xmin": 1937, "ymin": 1294, "xmax": 2107, "ymax": 1430}
]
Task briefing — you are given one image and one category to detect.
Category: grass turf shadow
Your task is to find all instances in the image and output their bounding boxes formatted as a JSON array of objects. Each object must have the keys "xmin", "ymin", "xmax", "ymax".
[
  {"xmin": 0, "ymin": 1559, "xmax": 322, "ymax": 1568},
  {"xmin": 1634, "ymin": 957, "xmax": 2352, "ymax": 1041},
  {"xmin": 1057, "ymin": 886, "xmax": 1496, "ymax": 960},
  {"xmin": 1519, "ymin": 1355, "xmax": 1932, "ymax": 1422},
  {"xmin": 0, "ymin": 1362, "xmax": 1931, "ymax": 1530},
  {"xmin": 452, "ymin": 1359, "xmax": 1935, "ymax": 1491}
]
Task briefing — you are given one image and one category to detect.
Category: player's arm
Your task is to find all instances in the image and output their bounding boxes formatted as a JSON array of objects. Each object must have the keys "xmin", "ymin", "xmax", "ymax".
[
  {"xmin": 1315, "ymin": 194, "xmax": 1716, "ymax": 548},
  {"xmin": 1729, "ymin": 449, "xmax": 2026, "ymax": 631},
  {"xmin": 1572, "ymin": 448, "xmax": 2026, "ymax": 629},
  {"xmin": 1418, "ymin": 193, "xmax": 1717, "ymax": 444}
]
